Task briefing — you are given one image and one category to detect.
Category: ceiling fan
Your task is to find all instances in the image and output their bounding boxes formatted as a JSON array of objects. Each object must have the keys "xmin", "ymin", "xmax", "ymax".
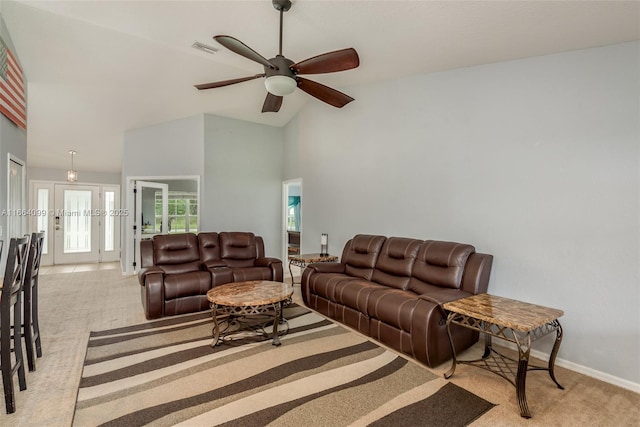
[{"xmin": 195, "ymin": 0, "xmax": 359, "ymax": 113}]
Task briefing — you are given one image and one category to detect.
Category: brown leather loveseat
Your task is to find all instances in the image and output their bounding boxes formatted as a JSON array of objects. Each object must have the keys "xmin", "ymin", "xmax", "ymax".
[
  {"xmin": 138, "ymin": 232, "xmax": 283, "ymax": 319},
  {"xmin": 301, "ymin": 234, "xmax": 493, "ymax": 367}
]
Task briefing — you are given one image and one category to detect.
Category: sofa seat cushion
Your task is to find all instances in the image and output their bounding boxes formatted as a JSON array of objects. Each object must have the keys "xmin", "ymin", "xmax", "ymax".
[
  {"xmin": 231, "ymin": 267, "xmax": 272, "ymax": 282},
  {"xmin": 333, "ymin": 279, "xmax": 388, "ymax": 314},
  {"xmin": 163, "ymin": 271, "xmax": 211, "ymax": 300},
  {"xmin": 367, "ymin": 289, "xmax": 420, "ymax": 332},
  {"xmin": 307, "ymin": 272, "xmax": 357, "ymax": 301}
]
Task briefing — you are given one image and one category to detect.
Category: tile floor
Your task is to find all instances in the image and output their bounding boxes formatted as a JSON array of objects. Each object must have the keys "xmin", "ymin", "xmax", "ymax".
[{"xmin": 39, "ymin": 261, "xmax": 121, "ymax": 275}]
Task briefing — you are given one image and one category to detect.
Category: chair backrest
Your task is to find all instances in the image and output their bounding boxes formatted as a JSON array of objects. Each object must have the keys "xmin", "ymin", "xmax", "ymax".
[
  {"xmin": 340, "ymin": 234, "xmax": 386, "ymax": 281},
  {"xmin": 152, "ymin": 233, "xmax": 201, "ymax": 274},
  {"xmin": 407, "ymin": 240, "xmax": 475, "ymax": 294},
  {"xmin": 24, "ymin": 232, "xmax": 45, "ymax": 287},
  {"xmin": 198, "ymin": 232, "xmax": 221, "ymax": 265},
  {"xmin": 219, "ymin": 232, "xmax": 260, "ymax": 268},
  {"xmin": 1, "ymin": 236, "xmax": 30, "ymax": 301},
  {"xmin": 371, "ymin": 237, "xmax": 422, "ymax": 289}
]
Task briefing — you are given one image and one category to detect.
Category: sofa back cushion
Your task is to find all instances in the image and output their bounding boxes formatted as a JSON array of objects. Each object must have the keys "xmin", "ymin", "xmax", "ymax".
[
  {"xmin": 408, "ymin": 240, "xmax": 475, "ymax": 292},
  {"xmin": 153, "ymin": 233, "xmax": 201, "ymax": 272},
  {"xmin": 219, "ymin": 232, "xmax": 258, "ymax": 268},
  {"xmin": 198, "ymin": 232, "xmax": 221, "ymax": 264},
  {"xmin": 341, "ymin": 235, "xmax": 386, "ymax": 281},
  {"xmin": 372, "ymin": 237, "xmax": 422, "ymax": 289}
]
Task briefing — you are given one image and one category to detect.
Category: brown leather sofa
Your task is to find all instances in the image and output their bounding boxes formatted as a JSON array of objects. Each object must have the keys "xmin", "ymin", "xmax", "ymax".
[
  {"xmin": 138, "ymin": 232, "xmax": 283, "ymax": 319},
  {"xmin": 301, "ymin": 234, "xmax": 493, "ymax": 367}
]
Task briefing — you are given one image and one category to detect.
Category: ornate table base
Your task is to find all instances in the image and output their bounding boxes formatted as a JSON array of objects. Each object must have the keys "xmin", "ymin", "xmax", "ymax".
[
  {"xmin": 211, "ymin": 299, "xmax": 291, "ymax": 346},
  {"xmin": 443, "ymin": 294, "xmax": 564, "ymax": 418},
  {"xmin": 206, "ymin": 281, "xmax": 294, "ymax": 347}
]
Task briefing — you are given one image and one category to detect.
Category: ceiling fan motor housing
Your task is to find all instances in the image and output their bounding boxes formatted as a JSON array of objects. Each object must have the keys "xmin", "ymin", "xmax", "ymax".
[{"xmin": 265, "ymin": 55, "xmax": 295, "ymax": 79}]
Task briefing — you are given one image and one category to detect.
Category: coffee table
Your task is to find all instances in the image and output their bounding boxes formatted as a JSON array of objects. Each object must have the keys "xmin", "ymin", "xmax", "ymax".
[
  {"xmin": 443, "ymin": 294, "xmax": 564, "ymax": 418},
  {"xmin": 206, "ymin": 280, "xmax": 294, "ymax": 347},
  {"xmin": 288, "ymin": 253, "xmax": 338, "ymax": 284}
]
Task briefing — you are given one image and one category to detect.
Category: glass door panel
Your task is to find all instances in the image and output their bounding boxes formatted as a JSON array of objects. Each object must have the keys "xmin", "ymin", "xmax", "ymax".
[{"xmin": 54, "ymin": 184, "xmax": 100, "ymax": 264}]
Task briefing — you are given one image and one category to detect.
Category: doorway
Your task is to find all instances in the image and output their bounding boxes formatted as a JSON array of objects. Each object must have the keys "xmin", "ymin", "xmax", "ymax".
[
  {"xmin": 30, "ymin": 181, "xmax": 121, "ymax": 265},
  {"xmin": 283, "ymin": 178, "xmax": 302, "ymax": 263},
  {"xmin": 125, "ymin": 176, "xmax": 200, "ymax": 274}
]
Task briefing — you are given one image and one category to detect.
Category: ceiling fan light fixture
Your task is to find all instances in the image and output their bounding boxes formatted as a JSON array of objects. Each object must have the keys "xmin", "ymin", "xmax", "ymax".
[{"xmin": 264, "ymin": 75, "xmax": 296, "ymax": 96}]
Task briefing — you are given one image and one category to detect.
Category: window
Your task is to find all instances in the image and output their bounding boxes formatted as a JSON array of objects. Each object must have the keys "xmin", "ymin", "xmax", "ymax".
[{"xmin": 155, "ymin": 192, "xmax": 198, "ymax": 233}]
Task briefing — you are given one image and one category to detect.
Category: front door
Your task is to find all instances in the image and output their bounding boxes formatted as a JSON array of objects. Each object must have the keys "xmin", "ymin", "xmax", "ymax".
[{"xmin": 53, "ymin": 184, "xmax": 100, "ymax": 264}]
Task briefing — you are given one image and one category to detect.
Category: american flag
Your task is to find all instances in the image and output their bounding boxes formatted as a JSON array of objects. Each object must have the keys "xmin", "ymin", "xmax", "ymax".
[{"xmin": 0, "ymin": 36, "xmax": 26, "ymax": 131}]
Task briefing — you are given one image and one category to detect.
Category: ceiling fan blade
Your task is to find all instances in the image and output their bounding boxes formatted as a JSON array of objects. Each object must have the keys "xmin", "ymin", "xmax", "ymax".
[
  {"xmin": 296, "ymin": 77, "xmax": 354, "ymax": 108},
  {"xmin": 214, "ymin": 35, "xmax": 276, "ymax": 70},
  {"xmin": 262, "ymin": 93, "xmax": 283, "ymax": 113},
  {"xmin": 194, "ymin": 74, "xmax": 265, "ymax": 90},
  {"xmin": 291, "ymin": 48, "xmax": 359, "ymax": 75}
]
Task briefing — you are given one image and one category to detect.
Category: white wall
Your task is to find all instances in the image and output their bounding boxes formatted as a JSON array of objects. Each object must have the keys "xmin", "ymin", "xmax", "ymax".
[
  {"xmin": 202, "ymin": 114, "xmax": 284, "ymax": 257},
  {"xmin": 283, "ymin": 41, "xmax": 640, "ymax": 387}
]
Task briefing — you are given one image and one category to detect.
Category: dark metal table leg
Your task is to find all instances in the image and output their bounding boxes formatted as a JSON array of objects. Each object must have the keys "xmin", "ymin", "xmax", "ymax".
[
  {"xmin": 210, "ymin": 305, "xmax": 221, "ymax": 347},
  {"xmin": 515, "ymin": 333, "xmax": 532, "ymax": 418},
  {"xmin": 288, "ymin": 260, "xmax": 296, "ymax": 285},
  {"xmin": 444, "ymin": 313, "xmax": 457, "ymax": 379},
  {"xmin": 272, "ymin": 302, "xmax": 282, "ymax": 346},
  {"xmin": 548, "ymin": 322, "xmax": 564, "ymax": 389}
]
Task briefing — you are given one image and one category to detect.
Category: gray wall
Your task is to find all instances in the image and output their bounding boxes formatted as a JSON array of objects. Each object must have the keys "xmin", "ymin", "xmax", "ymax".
[
  {"xmin": 122, "ymin": 113, "xmax": 284, "ymax": 259},
  {"xmin": 28, "ymin": 166, "xmax": 120, "ymax": 185},
  {"xmin": 0, "ymin": 14, "xmax": 27, "ymax": 271},
  {"xmin": 283, "ymin": 41, "xmax": 640, "ymax": 386},
  {"xmin": 122, "ymin": 114, "xmax": 205, "ymax": 178},
  {"xmin": 202, "ymin": 114, "xmax": 284, "ymax": 257}
]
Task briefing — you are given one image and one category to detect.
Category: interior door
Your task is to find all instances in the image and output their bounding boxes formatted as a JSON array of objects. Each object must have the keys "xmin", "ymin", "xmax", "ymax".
[
  {"xmin": 53, "ymin": 184, "xmax": 100, "ymax": 264},
  {"xmin": 134, "ymin": 181, "xmax": 168, "ymax": 270}
]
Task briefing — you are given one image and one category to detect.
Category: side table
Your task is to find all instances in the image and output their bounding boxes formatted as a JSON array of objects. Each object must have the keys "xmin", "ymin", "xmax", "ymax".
[
  {"xmin": 288, "ymin": 253, "xmax": 338, "ymax": 285},
  {"xmin": 443, "ymin": 294, "xmax": 564, "ymax": 418}
]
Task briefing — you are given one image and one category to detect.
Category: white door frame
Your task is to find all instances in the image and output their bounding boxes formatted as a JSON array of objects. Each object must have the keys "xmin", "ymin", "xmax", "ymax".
[
  {"xmin": 7, "ymin": 154, "xmax": 26, "ymax": 239},
  {"xmin": 29, "ymin": 180, "xmax": 121, "ymax": 266},
  {"xmin": 124, "ymin": 175, "xmax": 200, "ymax": 275},
  {"xmin": 282, "ymin": 178, "xmax": 302, "ymax": 263}
]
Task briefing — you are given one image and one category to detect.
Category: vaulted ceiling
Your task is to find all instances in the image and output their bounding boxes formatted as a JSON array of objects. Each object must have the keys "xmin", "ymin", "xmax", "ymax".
[{"xmin": 2, "ymin": 0, "xmax": 639, "ymax": 172}]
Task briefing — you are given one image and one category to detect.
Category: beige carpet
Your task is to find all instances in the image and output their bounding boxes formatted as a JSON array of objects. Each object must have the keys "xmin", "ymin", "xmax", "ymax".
[{"xmin": 3, "ymin": 267, "xmax": 640, "ymax": 426}]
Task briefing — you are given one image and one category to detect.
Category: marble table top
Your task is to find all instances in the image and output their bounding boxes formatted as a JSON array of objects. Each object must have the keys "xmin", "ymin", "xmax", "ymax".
[
  {"xmin": 206, "ymin": 280, "xmax": 293, "ymax": 307},
  {"xmin": 443, "ymin": 294, "xmax": 564, "ymax": 332}
]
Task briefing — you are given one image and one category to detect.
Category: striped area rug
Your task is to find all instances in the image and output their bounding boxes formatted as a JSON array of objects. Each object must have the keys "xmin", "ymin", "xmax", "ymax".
[{"xmin": 74, "ymin": 304, "xmax": 494, "ymax": 426}]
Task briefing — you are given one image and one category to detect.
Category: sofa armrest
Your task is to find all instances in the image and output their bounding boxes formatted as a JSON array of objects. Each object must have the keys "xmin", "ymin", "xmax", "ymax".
[
  {"xmin": 139, "ymin": 267, "xmax": 165, "ymax": 319},
  {"xmin": 461, "ymin": 252, "xmax": 493, "ymax": 295},
  {"xmin": 203, "ymin": 260, "xmax": 227, "ymax": 270},
  {"xmin": 418, "ymin": 289, "xmax": 473, "ymax": 319},
  {"xmin": 138, "ymin": 266, "xmax": 163, "ymax": 286},
  {"xmin": 418, "ymin": 288, "xmax": 472, "ymax": 306},
  {"xmin": 255, "ymin": 257, "xmax": 281, "ymax": 267},
  {"xmin": 306, "ymin": 262, "xmax": 346, "ymax": 274},
  {"xmin": 207, "ymin": 266, "xmax": 234, "ymax": 287},
  {"xmin": 256, "ymin": 257, "xmax": 284, "ymax": 282}
]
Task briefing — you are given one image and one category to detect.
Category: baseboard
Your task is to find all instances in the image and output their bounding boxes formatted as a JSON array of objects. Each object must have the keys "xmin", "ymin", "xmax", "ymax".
[{"xmin": 499, "ymin": 342, "xmax": 640, "ymax": 393}]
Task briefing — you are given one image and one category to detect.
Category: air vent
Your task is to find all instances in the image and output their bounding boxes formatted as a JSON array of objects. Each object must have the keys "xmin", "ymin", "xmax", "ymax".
[{"xmin": 192, "ymin": 41, "xmax": 218, "ymax": 55}]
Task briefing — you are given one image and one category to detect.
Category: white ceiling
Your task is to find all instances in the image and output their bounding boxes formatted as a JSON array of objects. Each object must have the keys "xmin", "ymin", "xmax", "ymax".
[{"xmin": 2, "ymin": 0, "xmax": 639, "ymax": 173}]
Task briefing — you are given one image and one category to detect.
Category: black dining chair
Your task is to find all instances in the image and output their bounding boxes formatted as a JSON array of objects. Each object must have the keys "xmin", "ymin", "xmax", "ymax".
[
  {"xmin": 22, "ymin": 232, "xmax": 45, "ymax": 372},
  {"xmin": 0, "ymin": 236, "xmax": 30, "ymax": 414}
]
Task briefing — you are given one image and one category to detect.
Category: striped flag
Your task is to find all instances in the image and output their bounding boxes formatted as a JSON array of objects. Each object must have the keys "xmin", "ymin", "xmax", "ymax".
[{"xmin": 0, "ymin": 36, "xmax": 26, "ymax": 130}]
